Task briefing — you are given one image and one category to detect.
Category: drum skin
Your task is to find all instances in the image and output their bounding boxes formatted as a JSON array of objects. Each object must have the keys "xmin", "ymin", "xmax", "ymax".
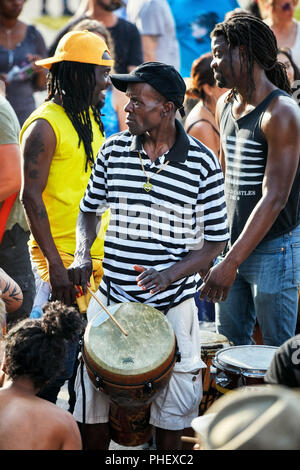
[
  {"xmin": 83, "ymin": 302, "xmax": 178, "ymax": 407},
  {"xmin": 213, "ymin": 345, "xmax": 278, "ymax": 393}
]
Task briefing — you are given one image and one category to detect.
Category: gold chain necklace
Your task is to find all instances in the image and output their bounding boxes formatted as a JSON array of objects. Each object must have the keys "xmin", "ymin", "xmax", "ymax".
[{"xmin": 138, "ymin": 151, "xmax": 170, "ymax": 192}]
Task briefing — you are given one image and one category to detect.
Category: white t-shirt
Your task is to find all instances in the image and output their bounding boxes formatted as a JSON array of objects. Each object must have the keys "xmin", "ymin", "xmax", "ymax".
[
  {"xmin": 127, "ymin": 0, "xmax": 180, "ymax": 71},
  {"xmin": 290, "ymin": 21, "xmax": 300, "ymax": 70}
]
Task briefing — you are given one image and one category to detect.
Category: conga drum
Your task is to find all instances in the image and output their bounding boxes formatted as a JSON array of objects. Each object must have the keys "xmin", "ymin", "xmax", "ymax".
[
  {"xmin": 213, "ymin": 345, "xmax": 278, "ymax": 393},
  {"xmin": 82, "ymin": 302, "xmax": 179, "ymax": 446},
  {"xmin": 199, "ymin": 330, "xmax": 230, "ymax": 415}
]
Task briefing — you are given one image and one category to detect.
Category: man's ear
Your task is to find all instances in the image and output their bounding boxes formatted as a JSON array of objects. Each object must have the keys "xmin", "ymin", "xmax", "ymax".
[{"xmin": 161, "ymin": 101, "xmax": 175, "ymax": 117}]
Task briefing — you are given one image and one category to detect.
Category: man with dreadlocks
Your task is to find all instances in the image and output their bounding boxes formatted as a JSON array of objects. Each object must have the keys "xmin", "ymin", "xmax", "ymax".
[
  {"xmin": 200, "ymin": 14, "xmax": 300, "ymax": 347},
  {"xmin": 19, "ymin": 30, "xmax": 113, "ymax": 404}
]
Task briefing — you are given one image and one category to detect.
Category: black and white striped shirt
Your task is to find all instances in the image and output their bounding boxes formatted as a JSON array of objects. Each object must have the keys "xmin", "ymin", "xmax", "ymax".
[{"xmin": 80, "ymin": 120, "xmax": 228, "ymax": 311}]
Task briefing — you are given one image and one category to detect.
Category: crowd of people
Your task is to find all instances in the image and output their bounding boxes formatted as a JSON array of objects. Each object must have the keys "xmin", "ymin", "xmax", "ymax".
[{"xmin": 0, "ymin": 0, "xmax": 300, "ymax": 452}]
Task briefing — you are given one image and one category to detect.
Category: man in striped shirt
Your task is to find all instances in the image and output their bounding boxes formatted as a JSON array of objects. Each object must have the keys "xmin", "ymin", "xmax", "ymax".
[{"xmin": 69, "ymin": 62, "xmax": 228, "ymax": 450}]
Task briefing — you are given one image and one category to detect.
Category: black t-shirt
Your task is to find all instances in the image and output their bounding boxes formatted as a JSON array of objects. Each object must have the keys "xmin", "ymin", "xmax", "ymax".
[
  {"xmin": 264, "ymin": 334, "xmax": 300, "ymax": 387},
  {"xmin": 48, "ymin": 16, "xmax": 143, "ymax": 74}
]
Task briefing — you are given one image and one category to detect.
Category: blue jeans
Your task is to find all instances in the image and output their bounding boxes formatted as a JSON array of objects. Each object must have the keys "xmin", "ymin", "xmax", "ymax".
[{"xmin": 215, "ymin": 226, "xmax": 300, "ymax": 346}]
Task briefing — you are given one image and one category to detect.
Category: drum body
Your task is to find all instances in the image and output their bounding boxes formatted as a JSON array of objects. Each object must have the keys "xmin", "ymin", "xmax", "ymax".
[
  {"xmin": 83, "ymin": 301, "xmax": 178, "ymax": 446},
  {"xmin": 213, "ymin": 345, "xmax": 278, "ymax": 393},
  {"xmin": 199, "ymin": 330, "xmax": 230, "ymax": 415}
]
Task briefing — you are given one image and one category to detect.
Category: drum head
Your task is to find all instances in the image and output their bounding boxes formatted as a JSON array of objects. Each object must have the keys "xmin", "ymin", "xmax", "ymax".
[
  {"xmin": 214, "ymin": 345, "xmax": 278, "ymax": 375},
  {"xmin": 200, "ymin": 330, "xmax": 229, "ymax": 348},
  {"xmin": 84, "ymin": 302, "xmax": 176, "ymax": 377}
]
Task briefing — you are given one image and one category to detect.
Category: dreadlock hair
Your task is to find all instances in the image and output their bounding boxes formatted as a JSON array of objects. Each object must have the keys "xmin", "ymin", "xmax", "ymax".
[
  {"xmin": 46, "ymin": 61, "xmax": 105, "ymax": 171},
  {"xmin": 4, "ymin": 301, "xmax": 84, "ymax": 390},
  {"xmin": 211, "ymin": 14, "xmax": 292, "ymax": 102}
]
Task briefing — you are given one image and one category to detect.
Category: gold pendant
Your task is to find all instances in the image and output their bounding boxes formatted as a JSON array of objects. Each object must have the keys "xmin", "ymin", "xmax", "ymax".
[{"xmin": 143, "ymin": 181, "xmax": 152, "ymax": 192}]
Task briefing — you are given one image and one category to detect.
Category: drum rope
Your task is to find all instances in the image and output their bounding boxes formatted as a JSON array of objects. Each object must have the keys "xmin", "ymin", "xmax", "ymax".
[{"xmin": 81, "ymin": 340, "xmax": 180, "ymax": 389}]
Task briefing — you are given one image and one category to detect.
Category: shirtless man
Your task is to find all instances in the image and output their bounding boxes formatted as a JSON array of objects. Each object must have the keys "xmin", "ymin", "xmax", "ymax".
[{"xmin": 0, "ymin": 301, "xmax": 84, "ymax": 450}]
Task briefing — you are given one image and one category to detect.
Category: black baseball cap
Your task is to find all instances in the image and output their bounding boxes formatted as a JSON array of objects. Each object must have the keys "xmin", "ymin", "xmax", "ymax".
[{"xmin": 110, "ymin": 62, "xmax": 186, "ymax": 117}]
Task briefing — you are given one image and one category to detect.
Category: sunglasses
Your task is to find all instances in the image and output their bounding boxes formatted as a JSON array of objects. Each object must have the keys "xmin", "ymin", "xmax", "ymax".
[{"xmin": 278, "ymin": 1, "xmax": 297, "ymax": 10}]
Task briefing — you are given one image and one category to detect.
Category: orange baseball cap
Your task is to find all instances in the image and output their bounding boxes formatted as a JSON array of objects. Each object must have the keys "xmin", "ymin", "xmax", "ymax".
[{"xmin": 36, "ymin": 30, "xmax": 114, "ymax": 70}]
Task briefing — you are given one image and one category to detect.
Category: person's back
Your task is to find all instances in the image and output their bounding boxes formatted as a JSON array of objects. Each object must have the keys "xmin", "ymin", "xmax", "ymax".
[
  {"xmin": 0, "ymin": 383, "xmax": 82, "ymax": 450},
  {"xmin": 0, "ymin": 301, "xmax": 84, "ymax": 450},
  {"xmin": 167, "ymin": 0, "xmax": 239, "ymax": 78},
  {"xmin": 127, "ymin": 0, "xmax": 180, "ymax": 70}
]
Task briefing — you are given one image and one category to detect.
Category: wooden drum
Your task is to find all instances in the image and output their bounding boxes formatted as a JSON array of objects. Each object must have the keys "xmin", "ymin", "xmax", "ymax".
[
  {"xmin": 199, "ymin": 330, "xmax": 230, "ymax": 415},
  {"xmin": 82, "ymin": 302, "xmax": 179, "ymax": 446}
]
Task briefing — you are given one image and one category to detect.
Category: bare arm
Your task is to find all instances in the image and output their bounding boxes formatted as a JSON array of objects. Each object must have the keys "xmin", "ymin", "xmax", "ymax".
[
  {"xmin": 68, "ymin": 210, "xmax": 102, "ymax": 293},
  {"xmin": 0, "ymin": 144, "xmax": 21, "ymax": 201},
  {"xmin": 135, "ymin": 240, "xmax": 226, "ymax": 294},
  {"xmin": 0, "ymin": 268, "xmax": 23, "ymax": 313},
  {"xmin": 200, "ymin": 96, "xmax": 300, "ymax": 302},
  {"xmin": 20, "ymin": 119, "xmax": 77, "ymax": 306},
  {"xmin": 141, "ymin": 35, "xmax": 158, "ymax": 62}
]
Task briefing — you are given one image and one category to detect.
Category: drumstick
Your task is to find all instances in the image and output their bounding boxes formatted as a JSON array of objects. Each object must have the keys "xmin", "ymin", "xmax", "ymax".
[
  {"xmin": 87, "ymin": 287, "xmax": 128, "ymax": 336},
  {"xmin": 181, "ymin": 436, "xmax": 199, "ymax": 443}
]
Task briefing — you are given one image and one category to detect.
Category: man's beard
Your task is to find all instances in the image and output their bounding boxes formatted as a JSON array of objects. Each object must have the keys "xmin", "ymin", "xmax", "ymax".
[{"xmin": 98, "ymin": 0, "xmax": 124, "ymax": 11}]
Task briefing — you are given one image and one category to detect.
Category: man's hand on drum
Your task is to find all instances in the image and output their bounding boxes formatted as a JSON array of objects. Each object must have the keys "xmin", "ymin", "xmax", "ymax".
[
  {"xmin": 134, "ymin": 265, "xmax": 171, "ymax": 294},
  {"xmin": 199, "ymin": 258, "xmax": 237, "ymax": 303},
  {"xmin": 68, "ymin": 255, "xmax": 93, "ymax": 295},
  {"xmin": 48, "ymin": 263, "xmax": 77, "ymax": 306}
]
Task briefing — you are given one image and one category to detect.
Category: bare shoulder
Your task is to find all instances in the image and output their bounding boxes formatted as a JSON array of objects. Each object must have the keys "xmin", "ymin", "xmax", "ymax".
[
  {"xmin": 21, "ymin": 118, "xmax": 56, "ymax": 152},
  {"xmin": 185, "ymin": 102, "xmax": 209, "ymax": 129},
  {"xmin": 48, "ymin": 404, "xmax": 82, "ymax": 450},
  {"xmin": 21, "ymin": 118, "xmax": 57, "ymax": 182},
  {"xmin": 261, "ymin": 93, "xmax": 300, "ymax": 164},
  {"xmin": 0, "ymin": 392, "xmax": 82, "ymax": 450},
  {"xmin": 263, "ymin": 93, "xmax": 300, "ymax": 128},
  {"xmin": 187, "ymin": 118, "xmax": 217, "ymax": 138}
]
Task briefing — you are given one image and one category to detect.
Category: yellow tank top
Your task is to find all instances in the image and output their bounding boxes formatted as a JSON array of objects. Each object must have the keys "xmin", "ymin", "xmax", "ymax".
[{"xmin": 20, "ymin": 101, "xmax": 110, "ymax": 258}]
